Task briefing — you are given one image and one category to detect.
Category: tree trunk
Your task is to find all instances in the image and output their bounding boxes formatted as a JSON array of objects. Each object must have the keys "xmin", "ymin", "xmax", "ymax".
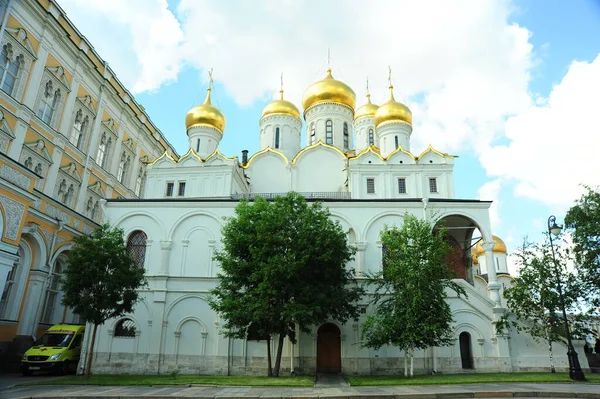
[
  {"xmin": 266, "ymin": 335, "xmax": 273, "ymax": 377},
  {"xmin": 548, "ymin": 339, "xmax": 556, "ymax": 373},
  {"xmin": 273, "ymin": 333, "xmax": 285, "ymax": 377},
  {"xmin": 85, "ymin": 323, "xmax": 98, "ymax": 378},
  {"xmin": 410, "ymin": 353, "xmax": 414, "ymax": 377},
  {"xmin": 404, "ymin": 351, "xmax": 408, "ymax": 377}
]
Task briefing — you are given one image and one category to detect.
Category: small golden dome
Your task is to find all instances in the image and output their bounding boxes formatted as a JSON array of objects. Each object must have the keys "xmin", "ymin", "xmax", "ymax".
[
  {"xmin": 185, "ymin": 88, "xmax": 226, "ymax": 133},
  {"xmin": 354, "ymin": 94, "xmax": 379, "ymax": 120},
  {"xmin": 374, "ymin": 86, "xmax": 412, "ymax": 127},
  {"xmin": 261, "ymin": 90, "xmax": 300, "ymax": 119},
  {"xmin": 474, "ymin": 235, "xmax": 508, "ymax": 257},
  {"xmin": 302, "ymin": 69, "xmax": 356, "ymax": 112},
  {"xmin": 471, "ymin": 247, "xmax": 479, "ymax": 265}
]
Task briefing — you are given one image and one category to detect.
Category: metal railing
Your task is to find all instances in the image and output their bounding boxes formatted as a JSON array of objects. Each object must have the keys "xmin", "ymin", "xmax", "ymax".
[{"xmin": 231, "ymin": 192, "xmax": 351, "ymax": 200}]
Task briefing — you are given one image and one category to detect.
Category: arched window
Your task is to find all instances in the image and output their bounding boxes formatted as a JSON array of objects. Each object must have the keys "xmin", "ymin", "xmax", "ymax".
[
  {"xmin": 127, "ymin": 230, "xmax": 147, "ymax": 269},
  {"xmin": 34, "ymin": 163, "xmax": 43, "ymax": 176},
  {"xmin": 24, "ymin": 157, "xmax": 33, "ymax": 170},
  {"xmin": 0, "ymin": 44, "xmax": 20, "ymax": 96},
  {"xmin": 96, "ymin": 134, "xmax": 107, "ymax": 166},
  {"xmin": 38, "ymin": 81, "xmax": 61, "ymax": 125},
  {"xmin": 343, "ymin": 122, "xmax": 349, "ymax": 149},
  {"xmin": 117, "ymin": 152, "xmax": 126, "ymax": 183},
  {"xmin": 196, "ymin": 138, "xmax": 200, "ymax": 153},
  {"xmin": 459, "ymin": 332, "xmax": 474, "ymax": 369},
  {"xmin": 114, "ymin": 318, "xmax": 136, "ymax": 337},
  {"xmin": 41, "ymin": 258, "xmax": 65, "ymax": 324},
  {"xmin": 86, "ymin": 197, "xmax": 93, "ymax": 217},
  {"xmin": 368, "ymin": 129, "xmax": 374, "ymax": 146},
  {"xmin": 394, "ymin": 135, "xmax": 399, "ymax": 149},
  {"xmin": 0, "ymin": 258, "xmax": 18, "ymax": 319},
  {"xmin": 57, "ymin": 180, "xmax": 67, "ymax": 202},
  {"xmin": 274, "ymin": 127, "xmax": 280, "ymax": 149},
  {"xmin": 325, "ymin": 120, "xmax": 333, "ymax": 144},
  {"xmin": 64, "ymin": 184, "xmax": 74, "ymax": 207},
  {"xmin": 91, "ymin": 201, "xmax": 99, "ymax": 221},
  {"xmin": 310, "ymin": 123, "xmax": 316, "ymax": 145},
  {"xmin": 134, "ymin": 167, "xmax": 143, "ymax": 196},
  {"xmin": 70, "ymin": 110, "xmax": 83, "ymax": 147}
]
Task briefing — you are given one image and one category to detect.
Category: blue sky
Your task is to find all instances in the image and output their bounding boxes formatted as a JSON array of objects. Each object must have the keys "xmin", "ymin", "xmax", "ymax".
[{"xmin": 59, "ymin": 0, "xmax": 600, "ymax": 259}]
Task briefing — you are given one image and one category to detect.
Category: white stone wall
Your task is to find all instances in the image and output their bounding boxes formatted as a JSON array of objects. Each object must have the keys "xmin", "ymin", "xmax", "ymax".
[{"xmin": 259, "ymin": 114, "xmax": 301, "ymax": 161}]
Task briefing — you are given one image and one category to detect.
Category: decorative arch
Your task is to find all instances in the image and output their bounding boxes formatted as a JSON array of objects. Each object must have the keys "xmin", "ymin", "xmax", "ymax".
[
  {"xmin": 361, "ymin": 211, "xmax": 406, "ymax": 242},
  {"xmin": 431, "ymin": 211, "xmax": 491, "ymax": 243},
  {"xmin": 167, "ymin": 210, "xmax": 223, "ymax": 241},
  {"xmin": 175, "ymin": 316, "xmax": 208, "ymax": 333},
  {"xmin": 243, "ymin": 146, "xmax": 289, "ymax": 168},
  {"xmin": 113, "ymin": 211, "xmax": 166, "ymax": 237},
  {"xmin": 328, "ymin": 211, "xmax": 358, "ymax": 235},
  {"xmin": 165, "ymin": 294, "xmax": 209, "ymax": 319}
]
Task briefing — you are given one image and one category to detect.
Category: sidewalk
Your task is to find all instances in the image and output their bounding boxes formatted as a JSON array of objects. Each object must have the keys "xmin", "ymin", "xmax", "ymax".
[{"xmin": 2, "ymin": 381, "xmax": 600, "ymax": 399}]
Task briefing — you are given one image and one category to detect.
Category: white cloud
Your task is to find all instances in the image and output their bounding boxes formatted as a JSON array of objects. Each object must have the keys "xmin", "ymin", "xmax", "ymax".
[
  {"xmin": 477, "ymin": 179, "xmax": 502, "ymax": 230},
  {"xmin": 58, "ymin": 0, "xmax": 535, "ymax": 154},
  {"xmin": 480, "ymin": 54, "xmax": 600, "ymax": 208}
]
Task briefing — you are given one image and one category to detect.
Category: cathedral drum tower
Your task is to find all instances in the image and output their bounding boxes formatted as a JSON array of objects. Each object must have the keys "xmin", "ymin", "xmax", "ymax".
[
  {"xmin": 374, "ymin": 70, "xmax": 412, "ymax": 157},
  {"xmin": 353, "ymin": 81, "xmax": 379, "ymax": 152}
]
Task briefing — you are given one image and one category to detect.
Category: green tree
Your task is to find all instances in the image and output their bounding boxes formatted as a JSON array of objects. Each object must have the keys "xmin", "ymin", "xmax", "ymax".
[
  {"xmin": 61, "ymin": 224, "xmax": 146, "ymax": 377},
  {"xmin": 565, "ymin": 185, "xmax": 600, "ymax": 306},
  {"xmin": 361, "ymin": 214, "xmax": 466, "ymax": 377},
  {"xmin": 498, "ymin": 237, "xmax": 591, "ymax": 371},
  {"xmin": 209, "ymin": 192, "xmax": 364, "ymax": 377}
]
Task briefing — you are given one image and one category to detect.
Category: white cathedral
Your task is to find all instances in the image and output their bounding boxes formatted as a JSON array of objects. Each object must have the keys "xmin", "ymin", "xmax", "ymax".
[{"xmin": 91, "ymin": 68, "xmax": 590, "ymax": 375}]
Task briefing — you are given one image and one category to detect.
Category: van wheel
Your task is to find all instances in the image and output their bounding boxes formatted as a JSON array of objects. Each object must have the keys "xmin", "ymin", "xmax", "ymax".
[
  {"xmin": 60, "ymin": 361, "xmax": 69, "ymax": 375},
  {"xmin": 22, "ymin": 370, "xmax": 33, "ymax": 376}
]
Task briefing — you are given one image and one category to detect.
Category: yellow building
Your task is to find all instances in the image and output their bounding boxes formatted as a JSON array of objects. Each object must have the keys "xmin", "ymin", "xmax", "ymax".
[{"xmin": 0, "ymin": 0, "xmax": 177, "ymax": 371}]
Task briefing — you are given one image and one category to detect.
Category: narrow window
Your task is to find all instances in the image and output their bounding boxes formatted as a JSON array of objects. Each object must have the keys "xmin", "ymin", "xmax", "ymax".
[
  {"xmin": 127, "ymin": 230, "xmax": 147, "ymax": 269},
  {"xmin": 178, "ymin": 182, "xmax": 186, "ymax": 196},
  {"xmin": 325, "ymin": 120, "xmax": 333, "ymax": 144},
  {"xmin": 117, "ymin": 153, "xmax": 126, "ymax": 183},
  {"xmin": 196, "ymin": 138, "xmax": 200, "ymax": 153},
  {"xmin": 310, "ymin": 123, "xmax": 316, "ymax": 145},
  {"xmin": 96, "ymin": 135, "xmax": 107, "ymax": 166},
  {"xmin": 24, "ymin": 157, "xmax": 33, "ymax": 170},
  {"xmin": 368, "ymin": 128, "xmax": 374, "ymax": 146},
  {"xmin": 0, "ymin": 260, "xmax": 17, "ymax": 318},
  {"xmin": 398, "ymin": 178, "xmax": 406, "ymax": 194},
  {"xmin": 496, "ymin": 257, "xmax": 500, "ymax": 271},
  {"xmin": 166, "ymin": 182, "xmax": 174, "ymax": 197},
  {"xmin": 366, "ymin": 178, "xmax": 375, "ymax": 194},
  {"xmin": 429, "ymin": 177, "xmax": 438, "ymax": 193},
  {"xmin": 394, "ymin": 135, "xmax": 399, "ymax": 149},
  {"xmin": 275, "ymin": 127, "xmax": 280, "ymax": 149},
  {"xmin": 34, "ymin": 163, "xmax": 43, "ymax": 176},
  {"xmin": 37, "ymin": 81, "xmax": 60, "ymax": 125},
  {"xmin": 0, "ymin": 45, "xmax": 20, "ymax": 96},
  {"xmin": 41, "ymin": 259, "xmax": 64, "ymax": 324},
  {"xmin": 343, "ymin": 122, "xmax": 349, "ymax": 149},
  {"xmin": 70, "ymin": 110, "xmax": 84, "ymax": 147},
  {"xmin": 134, "ymin": 168, "xmax": 143, "ymax": 196}
]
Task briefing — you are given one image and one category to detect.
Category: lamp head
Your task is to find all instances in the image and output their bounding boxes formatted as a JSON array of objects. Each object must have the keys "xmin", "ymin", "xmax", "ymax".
[{"xmin": 548, "ymin": 215, "xmax": 563, "ymax": 237}]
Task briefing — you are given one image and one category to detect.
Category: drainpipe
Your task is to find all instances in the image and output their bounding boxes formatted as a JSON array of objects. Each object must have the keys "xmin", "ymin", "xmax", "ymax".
[
  {"xmin": 32, "ymin": 220, "xmax": 65, "ymax": 334},
  {"xmin": 0, "ymin": 0, "xmax": 14, "ymax": 46}
]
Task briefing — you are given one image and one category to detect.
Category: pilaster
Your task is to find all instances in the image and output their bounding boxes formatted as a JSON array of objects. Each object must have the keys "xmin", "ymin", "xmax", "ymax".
[{"xmin": 483, "ymin": 241, "xmax": 501, "ymax": 307}]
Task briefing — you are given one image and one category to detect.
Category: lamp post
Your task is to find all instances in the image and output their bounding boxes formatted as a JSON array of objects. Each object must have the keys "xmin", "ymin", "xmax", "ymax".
[{"xmin": 547, "ymin": 215, "xmax": 585, "ymax": 381}]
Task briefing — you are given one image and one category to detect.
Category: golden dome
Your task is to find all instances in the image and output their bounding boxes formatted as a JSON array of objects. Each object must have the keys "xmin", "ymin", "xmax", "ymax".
[
  {"xmin": 261, "ymin": 90, "xmax": 300, "ymax": 119},
  {"xmin": 354, "ymin": 94, "xmax": 379, "ymax": 120},
  {"xmin": 302, "ymin": 69, "xmax": 356, "ymax": 112},
  {"xmin": 185, "ymin": 88, "xmax": 226, "ymax": 133},
  {"xmin": 374, "ymin": 86, "xmax": 412, "ymax": 127},
  {"xmin": 474, "ymin": 235, "xmax": 508, "ymax": 257}
]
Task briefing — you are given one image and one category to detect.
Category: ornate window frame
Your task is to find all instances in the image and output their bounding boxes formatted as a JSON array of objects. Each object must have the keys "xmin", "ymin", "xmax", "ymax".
[
  {"xmin": 96, "ymin": 118, "xmax": 118, "ymax": 169},
  {"xmin": 35, "ymin": 66, "xmax": 69, "ymax": 129},
  {"xmin": 68, "ymin": 95, "xmax": 96, "ymax": 152},
  {"xmin": 19, "ymin": 139, "xmax": 53, "ymax": 190},
  {"xmin": 85, "ymin": 181, "xmax": 103, "ymax": 222},
  {"xmin": 0, "ymin": 109, "xmax": 15, "ymax": 154},
  {"xmin": 54, "ymin": 162, "xmax": 81, "ymax": 208},
  {"xmin": 0, "ymin": 28, "xmax": 35, "ymax": 102}
]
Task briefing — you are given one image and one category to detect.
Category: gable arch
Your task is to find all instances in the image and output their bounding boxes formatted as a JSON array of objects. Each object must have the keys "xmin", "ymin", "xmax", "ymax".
[
  {"xmin": 165, "ymin": 294, "xmax": 209, "ymax": 319},
  {"xmin": 175, "ymin": 316, "xmax": 207, "ymax": 333},
  {"xmin": 113, "ymin": 211, "xmax": 165, "ymax": 239},
  {"xmin": 361, "ymin": 211, "xmax": 406, "ymax": 242},
  {"xmin": 167, "ymin": 210, "xmax": 223, "ymax": 241}
]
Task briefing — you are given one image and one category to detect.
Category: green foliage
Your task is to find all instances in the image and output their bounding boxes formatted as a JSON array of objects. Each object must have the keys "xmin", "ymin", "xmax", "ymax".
[
  {"xmin": 209, "ymin": 192, "xmax": 364, "ymax": 376},
  {"xmin": 498, "ymin": 237, "xmax": 592, "ymax": 346},
  {"xmin": 361, "ymin": 214, "xmax": 466, "ymax": 354},
  {"xmin": 169, "ymin": 369, "xmax": 180, "ymax": 380},
  {"xmin": 61, "ymin": 224, "xmax": 147, "ymax": 325},
  {"xmin": 565, "ymin": 185, "xmax": 600, "ymax": 307}
]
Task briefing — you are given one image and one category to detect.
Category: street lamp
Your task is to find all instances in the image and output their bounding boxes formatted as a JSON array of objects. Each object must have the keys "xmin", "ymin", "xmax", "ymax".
[{"xmin": 547, "ymin": 215, "xmax": 585, "ymax": 381}]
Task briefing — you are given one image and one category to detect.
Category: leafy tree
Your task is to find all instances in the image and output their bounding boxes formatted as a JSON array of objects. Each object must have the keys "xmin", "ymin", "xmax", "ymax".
[
  {"xmin": 565, "ymin": 185, "xmax": 600, "ymax": 306},
  {"xmin": 361, "ymin": 214, "xmax": 466, "ymax": 377},
  {"xmin": 498, "ymin": 236, "xmax": 592, "ymax": 371},
  {"xmin": 209, "ymin": 192, "xmax": 364, "ymax": 377},
  {"xmin": 61, "ymin": 224, "xmax": 146, "ymax": 377}
]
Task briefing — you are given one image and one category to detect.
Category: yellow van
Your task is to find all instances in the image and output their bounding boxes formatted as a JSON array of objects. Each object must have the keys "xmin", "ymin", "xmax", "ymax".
[{"xmin": 21, "ymin": 324, "xmax": 85, "ymax": 376}]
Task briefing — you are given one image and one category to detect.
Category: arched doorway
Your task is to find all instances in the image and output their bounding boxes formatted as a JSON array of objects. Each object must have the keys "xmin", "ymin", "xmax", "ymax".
[
  {"xmin": 459, "ymin": 332, "xmax": 474, "ymax": 369},
  {"xmin": 317, "ymin": 323, "xmax": 341, "ymax": 374}
]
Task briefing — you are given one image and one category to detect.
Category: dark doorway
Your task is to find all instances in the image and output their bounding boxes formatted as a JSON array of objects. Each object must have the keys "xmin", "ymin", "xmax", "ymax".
[
  {"xmin": 459, "ymin": 331, "xmax": 474, "ymax": 369},
  {"xmin": 317, "ymin": 323, "xmax": 341, "ymax": 374}
]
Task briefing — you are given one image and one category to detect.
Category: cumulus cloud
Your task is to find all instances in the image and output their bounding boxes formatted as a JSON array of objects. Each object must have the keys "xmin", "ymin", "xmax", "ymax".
[
  {"xmin": 480, "ymin": 54, "xmax": 600, "ymax": 208},
  {"xmin": 478, "ymin": 179, "xmax": 502, "ymax": 230},
  {"xmin": 58, "ymin": 0, "xmax": 535, "ymax": 154}
]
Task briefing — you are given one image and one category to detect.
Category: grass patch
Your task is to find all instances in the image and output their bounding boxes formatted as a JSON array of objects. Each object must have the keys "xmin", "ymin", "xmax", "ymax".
[
  {"xmin": 347, "ymin": 372, "xmax": 600, "ymax": 386},
  {"xmin": 22, "ymin": 374, "xmax": 314, "ymax": 387}
]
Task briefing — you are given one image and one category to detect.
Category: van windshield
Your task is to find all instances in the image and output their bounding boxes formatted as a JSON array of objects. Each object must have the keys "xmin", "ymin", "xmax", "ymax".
[{"xmin": 34, "ymin": 333, "xmax": 74, "ymax": 347}]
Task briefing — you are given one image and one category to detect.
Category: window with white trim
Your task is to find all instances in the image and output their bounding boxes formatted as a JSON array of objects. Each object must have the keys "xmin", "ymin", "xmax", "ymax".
[
  {"xmin": 69, "ymin": 109, "xmax": 90, "ymax": 149},
  {"xmin": 394, "ymin": 135, "xmax": 399, "ymax": 149},
  {"xmin": 0, "ymin": 259, "xmax": 17, "ymax": 319},
  {"xmin": 429, "ymin": 177, "xmax": 438, "ymax": 193},
  {"xmin": 343, "ymin": 122, "xmax": 349, "ymax": 149},
  {"xmin": 325, "ymin": 120, "xmax": 333, "ymax": 144},
  {"xmin": 166, "ymin": 182, "xmax": 174, "ymax": 197},
  {"xmin": 196, "ymin": 138, "xmax": 200, "ymax": 153},
  {"xmin": 127, "ymin": 230, "xmax": 147, "ymax": 270},
  {"xmin": 366, "ymin": 178, "xmax": 375, "ymax": 194},
  {"xmin": 274, "ymin": 127, "xmax": 280, "ymax": 149},
  {"xmin": 41, "ymin": 258, "xmax": 65, "ymax": 324},
  {"xmin": 37, "ymin": 80, "xmax": 61, "ymax": 126},
  {"xmin": 178, "ymin": 182, "xmax": 186, "ymax": 196},
  {"xmin": 117, "ymin": 152, "xmax": 131, "ymax": 184},
  {"xmin": 96, "ymin": 133, "xmax": 111, "ymax": 168},
  {"xmin": 398, "ymin": 178, "xmax": 406, "ymax": 194},
  {"xmin": 0, "ymin": 44, "xmax": 20, "ymax": 96},
  {"xmin": 310, "ymin": 123, "xmax": 316, "ymax": 145},
  {"xmin": 368, "ymin": 128, "xmax": 374, "ymax": 146},
  {"xmin": 134, "ymin": 167, "xmax": 143, "ymax": 196}
]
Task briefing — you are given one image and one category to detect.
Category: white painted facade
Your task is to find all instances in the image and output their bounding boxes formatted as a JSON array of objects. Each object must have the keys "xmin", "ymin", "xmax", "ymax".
[{"xmin": 92, "ymin": 76, "xmax": 593, "ymax": 376}]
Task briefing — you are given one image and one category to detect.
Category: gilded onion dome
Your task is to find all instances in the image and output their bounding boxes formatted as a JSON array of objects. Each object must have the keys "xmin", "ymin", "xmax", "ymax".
[
  {"xmin": 185, "ymin": 87, "xmax": 226, "ymax": 133},
  {"xmin": 261, "ymin": 90, "xmax": 300, "ymax": 119},
  {"xmin": 302, "ymin": 68, "xmax": 356, "ymax": 112},
  {"xmin": 374, "ymin": 86, "xmax": 412, "ymax": 127},
  {"xmin": 474, "ymin": 235, "xmax": 508, "ymax": 257},
  {"xmin": 354, "ymin": 93, "xmax": 378, "ymax": 120}
]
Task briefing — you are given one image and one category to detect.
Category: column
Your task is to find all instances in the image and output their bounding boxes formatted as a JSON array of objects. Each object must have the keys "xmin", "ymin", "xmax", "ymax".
[
  {"xmin": 57, "ymin": 75, "xmax": 81, "ymax": 136},
  {"xmin": 355, "ymin": 242, "xmax": 367, "ymax": 276},
  {"xmin": 159, "ymin": 240, "xmax": 172, "ymax": 276},
  {"xmin": 16, "ymin": 269, "xmax": 48, "ymax": 336},
  {"xmin": 483, "ymin": 241, "xmax": 501, "ymax": 307},
  {"xmin": 109, "ymin": 124, "xmax": 125, "ymax": 177},
  {"xmin": 23, "ymin": 43, "xmax": 50, "ymax": 109},
  {"xmin": 43, "ymin": 136, "xmax": 65, "ymax": 197},
  {"xmin": 7, "ymin": 120, "xmax": 27, "ymax": 160},
  {"xmin": 75, "ymin": 168, "xmax": 90, "ymax": 214}
]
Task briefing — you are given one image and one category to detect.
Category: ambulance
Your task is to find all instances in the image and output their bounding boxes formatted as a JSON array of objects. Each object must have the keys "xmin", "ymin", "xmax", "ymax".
[{"xmin": 21, "ymin": 324, "xmax": 85, "ymax": 376}]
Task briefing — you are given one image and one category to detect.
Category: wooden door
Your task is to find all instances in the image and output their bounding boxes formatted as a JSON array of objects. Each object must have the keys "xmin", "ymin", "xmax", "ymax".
[{"xmin": 317, "ymin": 323, "xmax": 341, "ymax": 373}]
